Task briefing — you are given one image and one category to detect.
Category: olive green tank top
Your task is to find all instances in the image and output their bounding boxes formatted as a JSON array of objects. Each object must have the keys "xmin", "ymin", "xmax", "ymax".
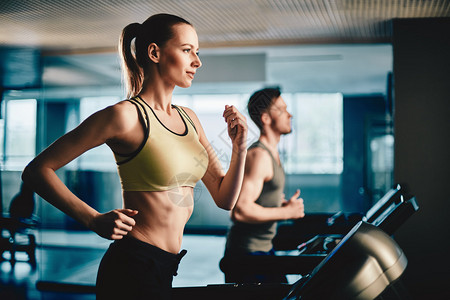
[
  {"xmin": 225, "ymin": 140, "xmax": 285, "ymax": 253},
  {"xmin": 113, "ymin": 96, "xmax": 208, "ymax": 191}
]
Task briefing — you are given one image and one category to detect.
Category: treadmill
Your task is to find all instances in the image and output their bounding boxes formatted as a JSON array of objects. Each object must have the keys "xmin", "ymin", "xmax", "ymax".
[
  {"xmin": 296, "ymin": 185, "xmax": 419, "ymax": 256},
  {"xmin": 219, "ymin": 184, "xmax": 419, "ymax": 277},
  {"xmin": 173, "ymin": 221, "xmax": 409, "ymax": 300},
  {"xmin": 273, "ymin": 184, "xmax": 415, "ymax": 251}
]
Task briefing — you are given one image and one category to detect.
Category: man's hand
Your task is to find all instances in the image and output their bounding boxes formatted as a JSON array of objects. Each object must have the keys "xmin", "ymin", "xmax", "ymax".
[{"xmin": 281, "ymin": 189, "xmax": 305, "ymax": 219}]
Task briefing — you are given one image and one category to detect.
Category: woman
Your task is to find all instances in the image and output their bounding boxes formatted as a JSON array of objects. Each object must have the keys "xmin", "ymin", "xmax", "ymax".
[{"xmin": 22, "ymin": 13, "xmax": 247, "ymax": 299}]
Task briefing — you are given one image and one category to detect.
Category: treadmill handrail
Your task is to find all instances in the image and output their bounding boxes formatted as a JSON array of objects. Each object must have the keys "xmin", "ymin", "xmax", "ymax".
[{"xmin": 364, "ymin": 184, "xmax": 402, "ymax": 223}]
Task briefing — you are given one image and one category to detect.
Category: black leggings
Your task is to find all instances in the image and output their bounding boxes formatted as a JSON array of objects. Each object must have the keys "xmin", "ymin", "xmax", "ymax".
[{"xmin": 96, "ymin": 236, "xmax": 186, "ymax": 300}]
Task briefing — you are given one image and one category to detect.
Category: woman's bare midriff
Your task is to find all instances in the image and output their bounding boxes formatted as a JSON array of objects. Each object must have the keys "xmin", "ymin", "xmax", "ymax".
[{"xmin": 123, "ymin": 187, "xmax": 194, "ymax": 254}]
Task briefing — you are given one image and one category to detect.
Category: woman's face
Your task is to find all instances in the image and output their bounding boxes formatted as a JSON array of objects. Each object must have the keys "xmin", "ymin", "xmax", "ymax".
[{"xmin": 158, "ymin": 24, "xmax": 202, "ymax": 88}]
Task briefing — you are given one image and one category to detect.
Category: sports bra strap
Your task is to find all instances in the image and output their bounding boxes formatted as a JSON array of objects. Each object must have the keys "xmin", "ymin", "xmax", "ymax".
[
  {"xmin": 115, "ymin": 98, "xmax": 150, "ymax": 165},
  {"xmin": 129, "ymin": 97, "xmax": 150, "ymax": 131},
  {"xmin": 173, "ymin": 105, "xmax": 197, "ymax": 133}
]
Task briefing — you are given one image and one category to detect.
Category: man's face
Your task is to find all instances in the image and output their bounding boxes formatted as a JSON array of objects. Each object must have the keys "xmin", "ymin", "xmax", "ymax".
[{"xmin": 268, "ymin": 96, "xmax": 292, "ymax": 135}]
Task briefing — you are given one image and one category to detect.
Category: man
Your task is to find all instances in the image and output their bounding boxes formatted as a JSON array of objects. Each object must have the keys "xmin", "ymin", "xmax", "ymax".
[{"xmin": 223, "ymin": 87, "xmax": 305, "ymax": 284}]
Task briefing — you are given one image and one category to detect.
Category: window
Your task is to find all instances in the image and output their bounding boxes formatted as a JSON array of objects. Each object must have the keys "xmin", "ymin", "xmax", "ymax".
[
  {"xmin": 282, "ymin": 93, "xmax": 343, "ymax": 174},
  {"xmin": 71, "ymin": 96, "xmax": 120, "ymax": 170},
  {"xmin": 190, "ymin": 93, "xmax": 343, "ymax": 175},
  {"xmin": 2, "ymin": 99, "xmax": 37, "ymax": 170},
  {"xmin": 191, "ymin": 94, "xmax": 252, "ymax": 169},
  {"xmin": 51, "ymin": 93, "xmax": 342, "ymax": 175}
]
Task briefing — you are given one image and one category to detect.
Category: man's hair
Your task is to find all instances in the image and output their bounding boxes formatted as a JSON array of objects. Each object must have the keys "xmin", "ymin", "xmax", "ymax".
[{"xmin": 247, "ymin": 87, "xmax": 281, "ymax": 129}]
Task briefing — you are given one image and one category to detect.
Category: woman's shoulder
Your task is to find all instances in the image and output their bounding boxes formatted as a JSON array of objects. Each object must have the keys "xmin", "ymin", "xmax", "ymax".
[
  {"xmin": 174, "ymin": 105, "xmax": 201, "ymax": 123},
  {"xmin": 174, "ymin": 104, "xmax": 195, "ymax": 116},
  {"xmin": 104, "ymin": 99, "xmax": 139, "ymax": 117},
  {"xmin": 91, "ymin": 99, "xmax": 140, "ymax": 133},
  {"xmin": 173, "ymin": 105, "xmax": 206, "ymax": 139}
]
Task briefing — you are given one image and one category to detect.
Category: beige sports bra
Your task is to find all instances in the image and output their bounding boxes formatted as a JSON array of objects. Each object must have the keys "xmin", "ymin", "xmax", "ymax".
[{"xmin": 113, "ymin": 96, "xmax": 208, "ymax": 191}]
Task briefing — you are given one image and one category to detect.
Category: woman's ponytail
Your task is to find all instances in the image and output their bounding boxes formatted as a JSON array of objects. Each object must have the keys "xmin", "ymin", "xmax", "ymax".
[{"xmin": 119, "ymin": 22, "xmax": 143, "ymax": 98}]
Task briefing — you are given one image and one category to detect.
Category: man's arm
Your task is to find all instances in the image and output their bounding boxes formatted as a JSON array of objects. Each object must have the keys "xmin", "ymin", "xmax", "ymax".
[{"xmin": 231, "ymin": 148, "xmax": 304, "ymax": 224}]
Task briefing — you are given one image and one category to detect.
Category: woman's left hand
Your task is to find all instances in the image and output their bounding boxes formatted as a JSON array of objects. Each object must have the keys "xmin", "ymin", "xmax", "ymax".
[{"xmin": 223, "ymin": 105, "xmax": 247, "ymax": 152}]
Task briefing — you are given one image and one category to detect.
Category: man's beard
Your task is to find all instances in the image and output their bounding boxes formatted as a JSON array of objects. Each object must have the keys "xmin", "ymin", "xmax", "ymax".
[{"xmin": 281, "ymin": 127, "xmax": 292, "ymax": 135}]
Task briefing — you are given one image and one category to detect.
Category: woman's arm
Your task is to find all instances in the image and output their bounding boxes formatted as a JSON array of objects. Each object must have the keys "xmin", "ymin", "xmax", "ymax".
[
  {"xmin": 182, "ymin": 105, "xmax": 247, "ymax": 210},
  {"xmin": 22, "ymin": 101, "xmax": 138, "ymax": 239}
]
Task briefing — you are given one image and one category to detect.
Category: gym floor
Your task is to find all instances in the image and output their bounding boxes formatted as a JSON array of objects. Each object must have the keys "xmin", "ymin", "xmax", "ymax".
[{"xmin": 0, "ymin": 230, "xmax": 229, "ymax": 300}]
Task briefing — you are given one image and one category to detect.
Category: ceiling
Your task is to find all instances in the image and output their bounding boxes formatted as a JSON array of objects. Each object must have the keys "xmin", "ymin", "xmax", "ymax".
[
  {"xmin": 1, "ymin": 0, "xmax": 449, "ymax": 51},
  {"xmin": 1, "ymin": 0, "xmax": 449, "ymax": 95}
]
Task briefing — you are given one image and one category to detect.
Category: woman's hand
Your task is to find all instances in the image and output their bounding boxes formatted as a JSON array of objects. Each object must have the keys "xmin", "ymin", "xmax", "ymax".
[
  {"xmin": 90, "ymin": 208, "xmax": 138, "ymax": 240},
  {"xmin": 223, "ymin": 105, "xmax": 248, "ymax": 152}
]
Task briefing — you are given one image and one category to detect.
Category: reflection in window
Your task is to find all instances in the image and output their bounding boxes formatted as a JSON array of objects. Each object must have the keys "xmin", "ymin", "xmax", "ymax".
[{"xmin": 4, "ymin": 99, "xmax": 37, "ymax": 170}]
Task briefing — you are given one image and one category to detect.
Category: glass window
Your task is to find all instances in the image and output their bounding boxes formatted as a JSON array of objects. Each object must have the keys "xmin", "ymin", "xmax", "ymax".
[
  {"xmin": 3, "ymin": 99, "xmax": 37, "ymax": 170},
  {"xmin": 191, "ymin": 94, "xmax": 254, "ymax": 169},
  {"xmin": 282, "ymin": 93, "xmax": 343, "ymax": 174},
  {"xmin": 50, "ymin": 92, "xmax": 342, "ymax": 175},
  {"xmin": 190, "ymin": 92, "xmax": 342, "ymax": 175},
  {"xmin": 74, "ymin": 96, "xmax": 120, "ymax": 171},
  {"xmin": 172, "ymin": 95, "xmax": 191, "ymax": 107}
]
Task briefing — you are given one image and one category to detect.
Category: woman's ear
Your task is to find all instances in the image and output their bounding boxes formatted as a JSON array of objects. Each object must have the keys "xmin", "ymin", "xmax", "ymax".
[{"xmin": 148, "ymin": 43, "xmax": 160, "ymax": 63}]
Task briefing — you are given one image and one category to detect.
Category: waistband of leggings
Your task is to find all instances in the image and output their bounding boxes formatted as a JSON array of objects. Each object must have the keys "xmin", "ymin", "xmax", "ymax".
[{"xmin": 115, "ymin": 235, "xmax": 187, "ymax": 261}]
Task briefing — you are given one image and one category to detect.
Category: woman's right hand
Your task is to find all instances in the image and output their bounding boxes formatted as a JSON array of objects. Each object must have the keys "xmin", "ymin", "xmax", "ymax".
[
  {"xmin": 90, "ymin": 208, "xmax": 138, "ymax": 240},
  {"xmin": 223, "ymin": 105, "xmax": 248, "ymax": 152}
]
